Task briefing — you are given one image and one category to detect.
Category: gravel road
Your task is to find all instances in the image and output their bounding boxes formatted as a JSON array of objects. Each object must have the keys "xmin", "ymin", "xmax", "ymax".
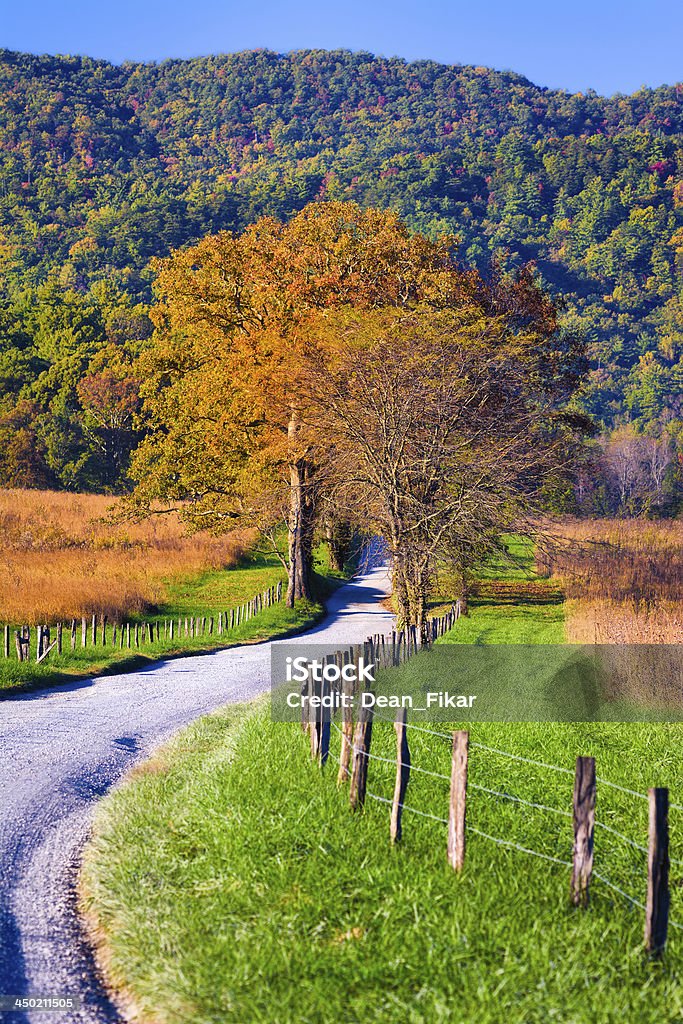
[{"xmin": 0, "ymin": 565, "xmax": 394, "ymax": 1024}]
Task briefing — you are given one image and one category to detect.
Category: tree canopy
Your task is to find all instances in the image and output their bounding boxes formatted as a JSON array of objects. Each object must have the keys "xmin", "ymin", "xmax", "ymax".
[{"xmin": 130, "ymin": 202, "xmax": 587, "ymax": 624}]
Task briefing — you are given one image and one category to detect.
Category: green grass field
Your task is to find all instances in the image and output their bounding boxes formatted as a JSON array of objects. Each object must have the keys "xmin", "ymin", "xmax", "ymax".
[
  {"xmin": 81, "ymin": 542, "xmax": 683, "ymax": 1023},
  {"xmin": 0, "ymin": 544, "xmax": 343, "ymax": 693},
  {"xmin": 82, "ymin": 702, "xmax": 683, "ymax": 1024},
  {"xmin": 431, "ymin": 535, "xmax": 565, "ymax": 645}
]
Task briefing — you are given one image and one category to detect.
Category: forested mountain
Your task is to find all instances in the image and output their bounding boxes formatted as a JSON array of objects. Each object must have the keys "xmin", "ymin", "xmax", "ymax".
[{"xmin": 0, "ymin": 48, "xmax": 681, "ymax": 507}]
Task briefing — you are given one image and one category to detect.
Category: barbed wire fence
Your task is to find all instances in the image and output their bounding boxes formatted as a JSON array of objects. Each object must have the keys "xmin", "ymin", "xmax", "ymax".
[{"xmin": 299, "ymin": 620, "xmax": 679, "ymax": 956}]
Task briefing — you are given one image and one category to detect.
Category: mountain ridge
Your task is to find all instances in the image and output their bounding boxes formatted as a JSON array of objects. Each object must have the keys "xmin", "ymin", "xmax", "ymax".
[
  {"xmin": 2, "ymin": 46, "xmax": 681, "ymax": 98},
  {"xmin": 0, "ymin": 46, "xmax": 681, "ymax": 494}
]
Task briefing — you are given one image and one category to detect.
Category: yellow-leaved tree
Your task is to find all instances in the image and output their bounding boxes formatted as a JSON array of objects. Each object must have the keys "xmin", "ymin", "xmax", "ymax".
[
  {"xmin": 129, "ymin": 201, "xmax": 466, "ymax": 606},
  {"xmin": 130, "ymin": 201, "xmax": 587, "ymax": 623}
]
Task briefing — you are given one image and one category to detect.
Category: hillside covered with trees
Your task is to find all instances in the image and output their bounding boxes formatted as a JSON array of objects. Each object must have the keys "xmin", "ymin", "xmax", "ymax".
[{"xmin": 0, "ymin": 48, "xmax": 681, "ymax": 510}]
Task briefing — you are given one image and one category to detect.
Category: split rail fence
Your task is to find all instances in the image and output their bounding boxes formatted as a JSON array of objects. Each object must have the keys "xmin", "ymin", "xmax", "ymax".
[
  {"xmin": 3, "ymin": 581, "xmax": 284, "ymax": 664},
  {"xmin": 300, "ymin": 614, "xmax": 679, "ymax": 956}
]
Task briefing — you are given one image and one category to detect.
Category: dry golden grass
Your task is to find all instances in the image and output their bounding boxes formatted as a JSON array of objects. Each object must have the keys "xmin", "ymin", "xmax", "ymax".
[
  {"xmin": 541, "ymin": 518, "xmax": 683, "ymax": 705},
  {"xmin": 545, "ymin": 518, "xmax": 683, "ymax": 644},
  {"xmin": 0, "ymin": 489, "xmax": 250, "ymax": 623}
]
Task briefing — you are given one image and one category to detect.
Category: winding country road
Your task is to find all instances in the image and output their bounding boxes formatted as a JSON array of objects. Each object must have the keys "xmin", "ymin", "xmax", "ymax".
[{"xmin": 0, "ymin": 565, "xmax": 394, "ymax": 1023}]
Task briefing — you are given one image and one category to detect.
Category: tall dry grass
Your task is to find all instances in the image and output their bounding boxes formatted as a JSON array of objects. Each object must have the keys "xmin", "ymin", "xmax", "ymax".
[
  {"xmin": 0, "ymin": 489, "xmax": 250, "ymax": 623},
  {"xmin": 545, "ymin": 518, "xmax": 682, "ymax": 644},
  {"xmin": 543, "ymin": 519, "xmax": 682, "ymax": 706}
]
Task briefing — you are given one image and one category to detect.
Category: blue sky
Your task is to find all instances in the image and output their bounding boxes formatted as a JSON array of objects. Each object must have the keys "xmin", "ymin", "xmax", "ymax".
[{"xmin": 3, "ymin": 0, "xmax": 682, "ymax": 96}]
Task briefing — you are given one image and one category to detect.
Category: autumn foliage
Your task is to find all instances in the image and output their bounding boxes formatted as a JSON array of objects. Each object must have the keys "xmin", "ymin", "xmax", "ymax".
[{"xmin": 131, "ymin": 201, "xmax": 586, "ymax": 627}]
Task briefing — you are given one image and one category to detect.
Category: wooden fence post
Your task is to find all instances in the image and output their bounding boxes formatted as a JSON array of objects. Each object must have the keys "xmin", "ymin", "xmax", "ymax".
[
  {"xmin": 37, "ymin": 634, "xmax": 57, "ymax": 664},
  {"xmin": 448, "ymin": 730, "xmax": 469, "ymax": 871},
  {"xmin": 571, "ymin": 756, "xmax": 596, "ymax": 907},
  {"xmin": 101, "ymin": 615, "xmax": 107, "ymax": 647},
  {"xmin": 4, "ymin": 624, "xmax": 9, "ymax": 658},
  {"xmin": 645, "ymin": 787, "xmax": 669, "ymax": 955},
  {"xmin": 337, "ymin": 653, "xmax": 354, "ymax": 784},
  {"xmin": 307, "ymin": 662, "xmax": 330, "ymax": 765},
  {"xmin": 301, "ymin": 668, "xmax": 310, "ymax": 734},
  {"xmin": 71, "ymin": 619, "xmax": 76, "ymax": 650},
  {"xmin": 81, "ymin": 616, "xmax": 87, "ymax": 648},
  {"xmin": 391, "ymin": 707, "xmax": 411, "ymax": 843},
  {"xmin": 91, "ymin": 614, "xmax": 97, "ymax": 646},
  {"xmin": 57, "ymin": 621, "xmax": 63, "ymax": 655},
  {"xmin": 349, "ymin": 697, "xmax": 373, "ymax": 811},
  {"xmin": 308, "ymin": 667, "xmax": 320, "ymax": 756},
  {"xmin": 319, "ymin": 661, "xmax": 331, "ymax": 766}
]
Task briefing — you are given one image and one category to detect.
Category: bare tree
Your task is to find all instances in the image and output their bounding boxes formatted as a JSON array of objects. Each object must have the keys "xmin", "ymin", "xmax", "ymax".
[
  {"xmin": 601, "ymin": 427, "xmax": 648, "ymax": 511},
  {"xmin": 306, "ymin": 305, "xmax": 586, "ymax": 633},
  {"xmin": 643, "ymin": 434, "xmax": 673, "ymax": 503}
]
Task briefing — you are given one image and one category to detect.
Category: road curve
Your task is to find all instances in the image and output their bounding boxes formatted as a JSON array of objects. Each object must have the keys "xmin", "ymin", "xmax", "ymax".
[{"xmin": 0, "ymin": 565, "xmax": 394, "ymax": 1024}]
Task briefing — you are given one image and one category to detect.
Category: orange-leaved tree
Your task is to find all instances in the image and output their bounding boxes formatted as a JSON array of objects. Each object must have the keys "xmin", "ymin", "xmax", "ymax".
[
  {"xmin": 129, "ymin": 202, "xmax": 588, "ymax": 620},
  {"xmin": 128, "ymin": 201, "xmax": 467, "ymax": 606}
]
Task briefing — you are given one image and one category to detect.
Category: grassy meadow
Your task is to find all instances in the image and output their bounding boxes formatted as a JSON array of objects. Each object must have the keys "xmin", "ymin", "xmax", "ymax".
[
  {"xmin": 0, "ymin": 489, "xmax": 253, "ymax": 623},
  {"xmin": 431, "ymin": 535, "xmax": 565, "ymax": 645},
  {"xmin": 547, "ymin": 519, "xmax": 682, "ymax": 644},
  {"xmin": 0, "ymin": 489, "xmax": 349, "ymax": 692},
  {"xmin": 82, "ymin": 702, "xmax": 683, "ymax": 1024}
]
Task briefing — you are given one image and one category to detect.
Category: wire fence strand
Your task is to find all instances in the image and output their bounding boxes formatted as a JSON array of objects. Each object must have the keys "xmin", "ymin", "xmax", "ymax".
[
  {"xmin": 365, "ymin": 790, "xmax": 449, "ymax": 825},
  {"xmin": 470, "ymin": 783, "xmax": 572, "ymax": 819},
  {"xmin": 467, "ymin": 826, "xmax": 572, "ymax": 867},
  {"xmin": 329, "ymin": 709, "xmax": 683, "ymax": 931},
  {"xmin": 368, "ymin": 710, "xmax": 683, "ymax": 811}
]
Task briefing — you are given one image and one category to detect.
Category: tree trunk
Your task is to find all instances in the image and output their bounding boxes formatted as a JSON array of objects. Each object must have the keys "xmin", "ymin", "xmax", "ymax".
[
  {"xmin": 286, "ymin": 457, "xmax": 315, "ymax": 607},
  {"xmin": 325, "ymin": 519, "xmax": 353, "ymax": 573},
  {"xmin": 393, "ymin": 553, "xmax": 429, "ymax": 637},
  {"xmin": 456, "ymin": 570, "xmax": 470, "ymax": 616},
  {"xmin": 286, "ymin": 409, "xmax": 315, "ymax": 608},
  {"xmin": 393, "ymin": 567, "xmax": 410, "ymax": 631}
]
